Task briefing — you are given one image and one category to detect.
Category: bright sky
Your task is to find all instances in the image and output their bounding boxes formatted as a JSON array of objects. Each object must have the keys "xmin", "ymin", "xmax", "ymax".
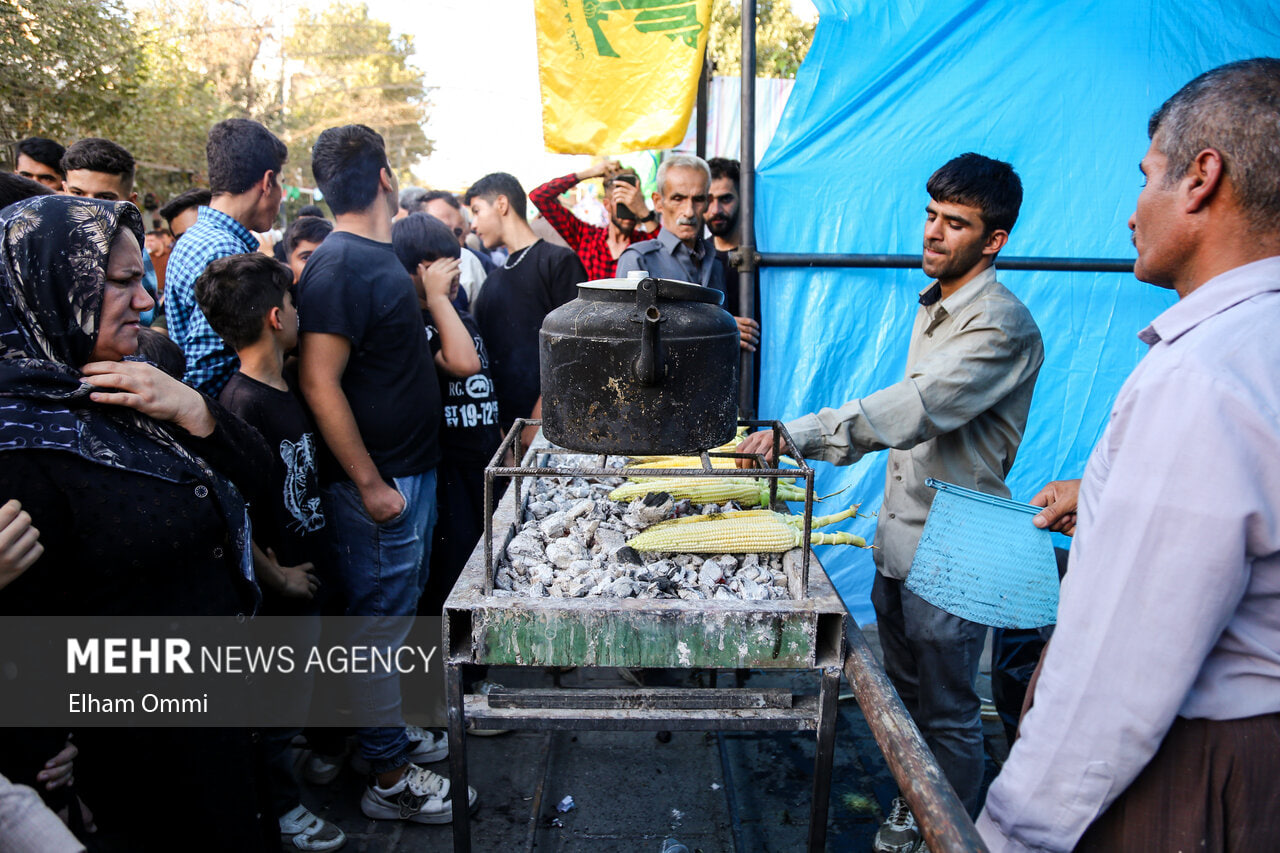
[{"xmin": 361, "ymin": 0, "xmax": 817, "ymax": 193}]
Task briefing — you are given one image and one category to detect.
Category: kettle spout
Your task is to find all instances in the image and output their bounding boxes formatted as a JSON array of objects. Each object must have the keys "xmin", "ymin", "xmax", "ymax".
[{"xmin": 633, "ymin": 305, "xmax": 665, "ymax": 386}]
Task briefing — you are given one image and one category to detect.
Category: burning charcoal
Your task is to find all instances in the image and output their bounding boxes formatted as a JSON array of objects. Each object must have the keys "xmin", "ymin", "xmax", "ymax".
[
  {"xmin": 529, "ymin": 582, "xmax": 547, "ymax": 597},
  {"xmin": 700, "ymin": 503, "xmax": 721, "ymax": 514},
  {"xmin": 569, "ymin": 578, "xmax": 591, "ymax": 597},
  {"xmin": 528, "ymin": 500, "xmax": 558, "ymax": 520},
  {"xmin": 646, "ymin": 559, "xmax": 672, "ymax": 577},
  {"xmin": 677, "ymin": 588, "xmax": 705, "ymax": 600},
  {"xmin": 655, "ymin": 577, "xmax": 675, "ymax": 593},
  {"xmin": 507, "ymin": 534, "xmax": 544, "ymax": 563},
  {"xmin": 529, "ymin": 564, "xmax": 554, "ymax": 585},
  {"xmin": 567, "ymin": 559, "xmax": 594, "ymax": 576},
  {"xmin": 545, "ymin": 539, "xmax": 588, "ymax": 569},
  {"xmin": 740, "ymin": 553, "xmax": 760, "ymax": 568},
  {"xmin": 591, "ymin": 527, "xmax": 627, "ymax": 558},
  {"xmin": 698, "ymin": 562, "xmax": 724, "ymax": 586},
  {"xmin": 566, "ymin": 498, "xmax": 595, "ymax": 522},
  {"xmin": 674, "ymin": 554, "xmax": 704, "ymax": 569},
  {"xmin": 713, "ymin": 586, "xmax": 734, "ymax": 600},
  {"xmin": 626, "ymin": 494, "xmax": 674, "ymax": 526},
  {"xmin": 672, "ymin": 498, "xmax": 695, "ymax": 516},
  {"xmin": 576, "ymin": 518, "xmax": 600, "ymax": 545},
  {"xmin": 605, "ymin": 578, "xmax": 635, "ymax": 597},
  {"xmin": 741, "ymin": 578, "xmax": 765, "ymax": 600},
  {"xmin": 614, "ymin": 546, "xmax": 643, "ymax": 565},
  {"xmin": 538, "ymin": 512, "xmax": 569, "ymax": 539},
  {"xmin": 495, "ymin": 568, "xmax": 515, "ymax": 591}
]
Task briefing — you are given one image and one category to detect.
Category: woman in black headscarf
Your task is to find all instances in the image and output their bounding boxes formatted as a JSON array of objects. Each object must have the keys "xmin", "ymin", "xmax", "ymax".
[{"xmin": 0, "ymin": 195, "xmax": 274, "ymax": 851}]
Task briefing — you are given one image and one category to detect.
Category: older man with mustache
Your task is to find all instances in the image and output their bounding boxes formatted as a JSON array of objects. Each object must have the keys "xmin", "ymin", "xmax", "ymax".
[{"xmin": 616, "ymin": 155, "xmax": 756, "ymax": 352}]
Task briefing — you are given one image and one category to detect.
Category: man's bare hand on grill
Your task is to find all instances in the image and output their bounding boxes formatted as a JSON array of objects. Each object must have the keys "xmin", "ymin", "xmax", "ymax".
[{"xmin": 735, "ymin": 429, "xmax": 778, "ymax": 468}]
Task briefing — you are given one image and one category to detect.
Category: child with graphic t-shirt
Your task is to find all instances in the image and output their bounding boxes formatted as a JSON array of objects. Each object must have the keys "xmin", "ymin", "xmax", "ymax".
[
  {"xmin": 391, "ymin": 213, "xmax": 500, "ymax": 613},
  {"xmin": 194, "ymin": 253, "xmax": 346, "ymax": 853}
]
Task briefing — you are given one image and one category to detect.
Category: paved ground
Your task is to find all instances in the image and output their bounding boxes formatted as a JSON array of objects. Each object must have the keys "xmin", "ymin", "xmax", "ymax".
[{"xmin": 292, "ymin": 626, "xmax": 1008, "ymax": 852}]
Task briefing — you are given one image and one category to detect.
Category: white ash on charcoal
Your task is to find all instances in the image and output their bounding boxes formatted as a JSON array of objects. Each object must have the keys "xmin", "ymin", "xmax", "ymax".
[{"xmin": 495, "ymin": 472, "xmax": 792, "ymax": 601}]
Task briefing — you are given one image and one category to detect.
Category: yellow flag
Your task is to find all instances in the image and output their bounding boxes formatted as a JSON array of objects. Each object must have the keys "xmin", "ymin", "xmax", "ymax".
[{"xmin": 536, "ymin": 0, "xmax": 712, "ymax": 153}]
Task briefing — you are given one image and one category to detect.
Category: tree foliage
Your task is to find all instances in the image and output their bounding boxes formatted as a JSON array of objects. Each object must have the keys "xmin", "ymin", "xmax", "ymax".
[
  {"xmin": 3, "ymin": 0, "xmax": 432, "ymax": 191},
  {"xmin": 707, "ymin": 0, "xmax": 814, "ymax": 79},
  {"xmin": 283, "ymin": 2, "xmax": 431, "ymax": 187},
  {"xmin": 0, "ymin": 0, "xmax": 143, "ymax": 145}
]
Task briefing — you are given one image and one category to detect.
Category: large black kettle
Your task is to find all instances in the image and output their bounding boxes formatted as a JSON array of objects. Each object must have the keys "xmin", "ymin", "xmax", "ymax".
[{"xmin": 539, "ymin": 274, "xmax": 739, "ymax": 455}]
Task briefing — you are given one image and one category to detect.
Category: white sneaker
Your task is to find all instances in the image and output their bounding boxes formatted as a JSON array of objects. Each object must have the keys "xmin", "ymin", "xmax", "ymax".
[
  {"xmin": 303, "ymin": 750, "xmax": 346, "ymax": 786},
  {"xmin": 350, "ymin": 727, "xmax": 447, "ymax": 776},
  {"xmin": 279, "ymin": 804, "xmax": 346, "ymax": 851},
  {"xmin": 360, "ymin": 764, "xmax": 477, "ymax": 824},
  {"xmin": 873, "ymin": 796, "xmax": 922, "ymax": 852},
  {"xmin": 405, "ymin": 725, "xmax": 449, "ymax": 763}
]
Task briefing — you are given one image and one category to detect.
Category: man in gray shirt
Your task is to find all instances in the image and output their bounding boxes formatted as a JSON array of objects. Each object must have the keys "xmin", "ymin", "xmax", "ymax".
[
  {"xmin": 739, "ymin": 153, "xmax": 1043, "ymax": 851},
  {"xmin": 616, "ymin": 154, "xmax": 758, "ymax": 353}
]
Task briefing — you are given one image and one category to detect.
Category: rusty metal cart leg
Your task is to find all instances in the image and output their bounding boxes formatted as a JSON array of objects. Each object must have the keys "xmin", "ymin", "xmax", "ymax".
[
  {"xmin": 807, "ymin": 665, "xmax": 842, "ymax": 852},
  {"xmin": 447, "ymin": 661, "xmax": 471, "ymax": 853}
]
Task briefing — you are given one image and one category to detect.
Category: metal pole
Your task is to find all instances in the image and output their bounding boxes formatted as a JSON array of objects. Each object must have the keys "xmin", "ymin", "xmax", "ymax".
[
  {"xmin": 447, "ymin": 662, "xmax": 472, "ymax": 852},
  {"xmin": 756, "ymin": 251, "xmax": 1135, "ymax": 274},
  {"xmin": 842, "ymin": 624, "xmax": 988, "ymax": 852},
  {"xmin": 738, "ymin": 0, "xmax": 758, "ymax": 418},
  {"xmin": 696, "ymin": 47, "xmax": 709, "ymax": 160}
]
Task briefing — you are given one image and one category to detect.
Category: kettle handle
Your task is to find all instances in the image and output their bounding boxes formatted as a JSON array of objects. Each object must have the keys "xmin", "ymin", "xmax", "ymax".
[{"xmin": 633, "ymin": 278, "xmax": 665, "ymax": 386}]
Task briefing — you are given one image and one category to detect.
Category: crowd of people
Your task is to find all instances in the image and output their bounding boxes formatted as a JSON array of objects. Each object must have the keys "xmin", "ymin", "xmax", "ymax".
[
  {"xmin": 0, "ymin": 111, "xmax": 761, "ymax": 853},
  {"xmin": 2, "ymin": 55, "xmax": 1278, "ymax": 853}
]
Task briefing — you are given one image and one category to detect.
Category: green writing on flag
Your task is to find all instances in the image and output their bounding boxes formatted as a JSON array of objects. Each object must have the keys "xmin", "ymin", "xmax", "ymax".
[{"xmin": 582, "ymin": 0, "xmax": 702, "ymax": 59}]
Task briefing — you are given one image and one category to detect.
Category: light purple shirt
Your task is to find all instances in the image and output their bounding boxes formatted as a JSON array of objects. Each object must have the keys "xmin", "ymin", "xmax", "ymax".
[{"xmin": 978, "ymin": 256, "xmax": 1280, "ymax": 851}]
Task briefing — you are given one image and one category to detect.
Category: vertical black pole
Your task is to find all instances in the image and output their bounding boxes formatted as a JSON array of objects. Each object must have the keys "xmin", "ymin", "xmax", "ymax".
[
  {"xmin": 696, "ymin": 47, "xmax": 710, "ymax": 160},
  {"xmin": 738, "ymin": 0, "xmax": 758, "ymax": 418}
]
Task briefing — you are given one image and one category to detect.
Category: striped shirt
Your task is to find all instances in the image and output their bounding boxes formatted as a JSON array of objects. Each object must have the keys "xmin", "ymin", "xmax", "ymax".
[{"xmin": 165, "ymin": 206, "xmax": 258, "ymax": 395}]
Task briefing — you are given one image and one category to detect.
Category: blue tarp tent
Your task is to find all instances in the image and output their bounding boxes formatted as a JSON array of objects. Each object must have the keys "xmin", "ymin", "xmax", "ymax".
[{"xmin": 756, "ymin": 1, "xmax": 1278, "ymax": 625}]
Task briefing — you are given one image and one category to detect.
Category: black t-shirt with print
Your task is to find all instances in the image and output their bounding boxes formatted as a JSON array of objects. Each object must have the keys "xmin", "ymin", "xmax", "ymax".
[
  {"xmin": 423, "ymin": 307, "xmax": 502, "ymax": 465},
  {"xmin": 471, "ymin": 240, "xmax": 586, "ymax": 429},
  {"xmin": 219, "ymin": 368, "xmax": 325, "ymax": 569},
  {"xmin": 297, "ymin": 231, "xmax": 442, "ymax": 481}
]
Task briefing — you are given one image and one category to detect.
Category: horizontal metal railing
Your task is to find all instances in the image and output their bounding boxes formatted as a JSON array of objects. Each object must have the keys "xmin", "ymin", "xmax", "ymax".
[{"xmin": 736, "ymin": 251, "xmax": 1135, "ymax": 274}]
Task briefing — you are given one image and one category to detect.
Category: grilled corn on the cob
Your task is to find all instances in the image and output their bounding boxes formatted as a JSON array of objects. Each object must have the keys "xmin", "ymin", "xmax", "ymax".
[{"xmin": 628, "ymin": 506, "xmax": 868, "ymax": 553}]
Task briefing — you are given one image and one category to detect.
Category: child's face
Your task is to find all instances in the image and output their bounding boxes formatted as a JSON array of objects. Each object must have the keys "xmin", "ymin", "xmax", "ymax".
[
  {"xmin": 278, "ymin": 289, "xmax": 299, "ymax": 350},
  {"xmin": 287, "ymin": 240, "xmax": 322, "ymax": 284}
]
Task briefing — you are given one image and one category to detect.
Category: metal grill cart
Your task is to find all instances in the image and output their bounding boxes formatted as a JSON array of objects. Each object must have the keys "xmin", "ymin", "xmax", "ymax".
[{"xmin": 443, "ymin": 419, "xmax": 849, "ymax": 852}]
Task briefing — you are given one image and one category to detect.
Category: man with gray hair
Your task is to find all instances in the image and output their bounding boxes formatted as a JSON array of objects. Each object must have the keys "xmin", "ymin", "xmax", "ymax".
[
  {"xmin": 616, "ymin": 154, "xmax": 720, "ymax": 292},
  {"xmin": 617, "ymin": 154, "xmax": 758, "ymax": 351},
  {"xmin": 978, "ymin": 57, "xmax": 1280, "ymax": 852}
]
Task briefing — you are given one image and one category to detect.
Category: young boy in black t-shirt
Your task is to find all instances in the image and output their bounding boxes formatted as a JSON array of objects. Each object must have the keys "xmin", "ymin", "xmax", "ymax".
[
  {"xmin": 195, "ymin": 253, "xmax": 346, "ymax": 852},
  {"xmin": 391, "ymin": 213, "xmax": 501, "ymax": 612}
]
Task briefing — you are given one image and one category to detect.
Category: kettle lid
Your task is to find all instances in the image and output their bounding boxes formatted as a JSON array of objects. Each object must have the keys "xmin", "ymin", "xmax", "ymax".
[{"xmin": 578, "ymin": 273, "xmax": 724, "ymax": 306}]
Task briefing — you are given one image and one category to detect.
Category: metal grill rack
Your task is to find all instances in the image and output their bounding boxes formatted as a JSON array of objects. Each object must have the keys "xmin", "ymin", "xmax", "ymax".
[{"xmin": 444, "ymin": 419, "xmax": 848, "ymax": 852}]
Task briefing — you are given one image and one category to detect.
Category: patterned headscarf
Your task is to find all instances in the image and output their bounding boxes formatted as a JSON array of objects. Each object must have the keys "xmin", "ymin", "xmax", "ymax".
[{"xmin": 0, "ymin": 195, "xmax": 256, "ymax": 601}]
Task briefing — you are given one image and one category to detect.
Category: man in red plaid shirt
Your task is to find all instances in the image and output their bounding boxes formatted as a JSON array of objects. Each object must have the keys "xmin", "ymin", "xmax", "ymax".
[{"xmin": 529, "ymin": 161, "xmax": 659, "ymax": 280}]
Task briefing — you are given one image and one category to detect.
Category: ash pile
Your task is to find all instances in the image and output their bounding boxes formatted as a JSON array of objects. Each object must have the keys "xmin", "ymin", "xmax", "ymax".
[{"xmin": 494, "ymin": 456, "xmax": 793, "ymax": 602}]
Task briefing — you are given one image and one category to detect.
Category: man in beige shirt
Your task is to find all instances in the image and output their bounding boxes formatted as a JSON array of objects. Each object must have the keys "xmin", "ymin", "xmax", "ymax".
[{"xmin": 740, "ymin": 153, "xmax": 1043, "ymax": 852}]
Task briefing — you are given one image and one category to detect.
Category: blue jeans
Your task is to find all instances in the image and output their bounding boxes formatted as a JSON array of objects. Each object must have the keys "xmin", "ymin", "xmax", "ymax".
[
  {"xmin": 323, "ymin": 469, "xmax": 437, "ymax": 774},
  {"xmin": 872, "ymin": 572, "xmax": 989, "ymax": 816}
]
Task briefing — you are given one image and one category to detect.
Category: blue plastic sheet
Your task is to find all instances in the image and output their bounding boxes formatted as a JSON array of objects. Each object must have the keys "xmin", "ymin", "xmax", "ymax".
[{"xmin": 756, "ymin": 0, "xmax": 1278, "ymax": 625}]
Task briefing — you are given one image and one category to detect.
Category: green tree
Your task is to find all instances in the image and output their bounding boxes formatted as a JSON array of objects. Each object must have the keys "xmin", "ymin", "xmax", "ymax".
[
  {"xmin": 707, "ymin": 0, "xmax": 814, "ymax": 79},
  {"xmin": 0, "ymin": 0, "xmax": 143, "ymax": 148},
  {"xmin": 283, "ymin": 1, "xmax": 432, "ymax": 187}
]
